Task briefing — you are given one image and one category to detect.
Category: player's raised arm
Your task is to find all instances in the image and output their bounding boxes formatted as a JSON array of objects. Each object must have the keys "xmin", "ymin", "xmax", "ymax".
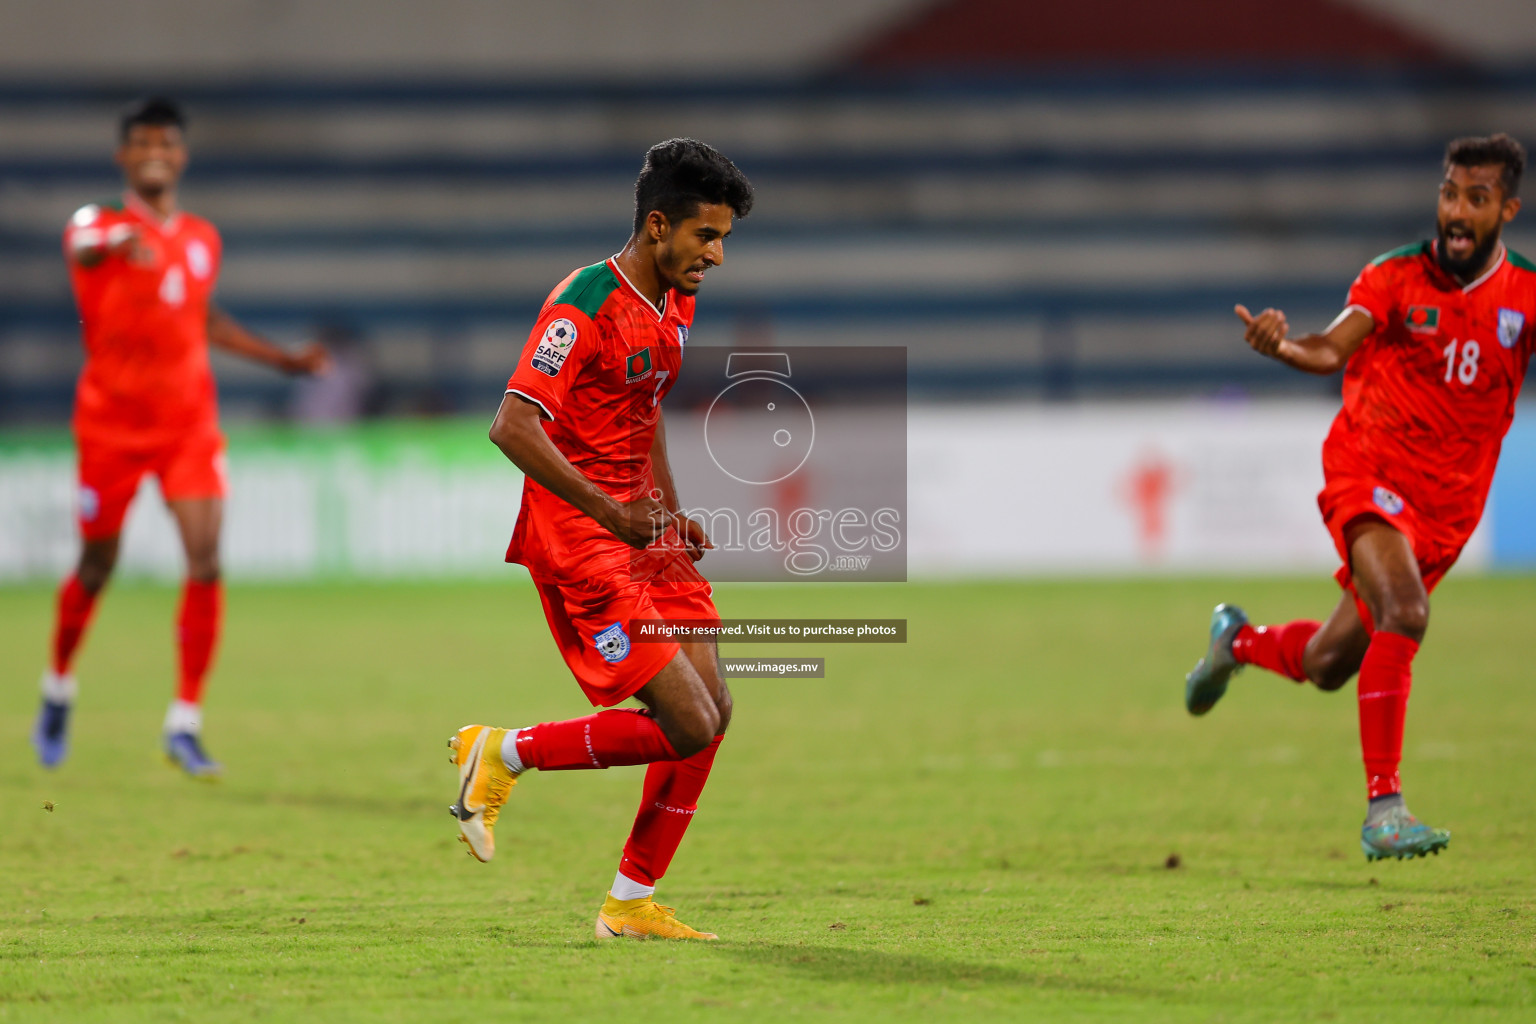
[
  {"xmin": 64, "ymin": 203, "xmax": 150, "ymax": 269},
  {"xmin": 206, "ymin": 305, "xmax": 329, "ymax": 376},
  {"xmin": 488, "ymin": 393, "xmax": 667, "ymax": 549},
  {"xmin": 68, "ymin": 222, "xmax": 141, "ymax": 269},
  {"xmin": 1234, "ymin": 303, "xmax": 1372, "ymax": 375}
]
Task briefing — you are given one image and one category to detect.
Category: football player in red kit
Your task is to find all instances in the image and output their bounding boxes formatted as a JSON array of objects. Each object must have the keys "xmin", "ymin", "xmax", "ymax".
[
  {"xmin": 448, "ymin": 139, "xmax": 752, "ymax": 939},
  {"xmin": 34, "ymin": 97, "xmax": 327, "ymax": 777},
  {"xmin": 1185, "ymin": 134, "xmax": 1534, "ymax": 860}
]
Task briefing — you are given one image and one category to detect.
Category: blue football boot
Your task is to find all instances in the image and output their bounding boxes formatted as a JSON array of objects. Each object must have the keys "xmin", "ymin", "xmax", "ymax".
[
  {"xmin": 1184, "ymin": 603, "xmax": 1249, "ymax": 716},
  {"xmin": 31, "ymin": 698, "xmax": 71, "ymax": 768},
  {"xmin": 165, "ymin": 731, "xmax": 223, "ymax": 779},
  {"xmin": 1362, "ymin": 802, "xmax": 1450, "ymax": 861}
]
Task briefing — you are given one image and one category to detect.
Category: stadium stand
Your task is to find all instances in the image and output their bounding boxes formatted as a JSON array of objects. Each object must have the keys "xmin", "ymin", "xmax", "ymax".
[{"xmin": 4, "ymin": 0, "xmax": 1536, "ymax": 420}]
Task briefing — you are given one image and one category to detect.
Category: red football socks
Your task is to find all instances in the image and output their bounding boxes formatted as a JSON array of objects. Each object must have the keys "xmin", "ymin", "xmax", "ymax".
[
  {"xmin": 618, "ymin": 733, "xmax": 723, "ymax": 886},
  {"xmin": 1231, "ymin": 620, "xmax": 1320, "ymax": 683},
  {"xmin": 50, "ymin": 573, "xmax": 101, "ymax": 675},
  {"xmin": 510, "ymin": 715, "xmax": 721, "ymax": 887},
  {"xmin": 1357, "ymin": 630, "xmax": 1417, "ymax": 799},
  {"xmin": 175, "ymin": 579, "xmax": 223, "ymax": 705},
  {"xmin": 514, "ymin": 708, "xmax": 680, "ymax": 771}
]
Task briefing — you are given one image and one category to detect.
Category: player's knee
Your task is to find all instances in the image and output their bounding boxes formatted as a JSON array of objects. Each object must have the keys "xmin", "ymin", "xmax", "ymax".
[
  {"xmin": 183, "ymin": 541, "xmax": 221, "ymax": 583},
  {"xmin": 1310, "ymin": 658, "xmax": 1355, "ymax": 692},
  {"xmin": 713, "ymin": 685, "xmax": 733, "ymax": 736},
  {"xmin": 669, "ymin": 703, "xmax": 719, "ymax": 759},
  {"xmin": 187, "ymin": 556, "xmax": 221, "ymax": 584},
  {"xmin": 1303, "ymin": 640, "xmax": 1359, "ymax": 691},
  {"xmin": 1377, "ymin": 595, "xmax": 1429, "ymax": 642},
  {"xmin": 76, "ymin": 541, "xmax": 119, "ymax": 592}
]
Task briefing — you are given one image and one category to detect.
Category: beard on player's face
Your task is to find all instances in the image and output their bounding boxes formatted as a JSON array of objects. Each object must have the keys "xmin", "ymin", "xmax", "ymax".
[
  {"xmin": 658, "ymin": 240, "xmax": 708, "ymax": 295},
  {"xmin": 1436, "ymin": 216, "xmax": 1501, "ymax": 280}
]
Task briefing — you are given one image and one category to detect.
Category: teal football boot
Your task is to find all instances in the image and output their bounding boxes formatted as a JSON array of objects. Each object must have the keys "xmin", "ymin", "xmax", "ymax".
[
  {"xmin": 1361, "ymin": 802, "xmax": 1450, "ymax": 861},
  {"xmin": 1184, "ymin": 603, "xmax": 1249, "ymax": 716}
]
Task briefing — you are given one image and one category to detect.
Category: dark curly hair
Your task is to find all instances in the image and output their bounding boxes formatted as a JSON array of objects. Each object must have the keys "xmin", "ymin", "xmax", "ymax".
[
  {"xmin": 633, "ymin": 138, "xmax": 754, "ymax": 234},
  {"xmin": 120, "ymin": 96, "xmax": 186, "ymax": 141},
  {"xmin": 1445, "ymin": 133, "xmax": 1525, "ymax": 198}
]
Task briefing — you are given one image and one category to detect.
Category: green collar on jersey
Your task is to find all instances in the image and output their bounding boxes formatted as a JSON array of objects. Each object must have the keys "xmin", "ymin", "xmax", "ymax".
[
  {"xmin": 1370, "ymin": 240, "xmax": 1430, "ymax": 266},
  {"xmin": 1372, "ymin": 238, "xmax": 1536, "ymax": 274},
  {"xmin": 554, "ymin": 262, "xmax": 620, "ymax": 319}
]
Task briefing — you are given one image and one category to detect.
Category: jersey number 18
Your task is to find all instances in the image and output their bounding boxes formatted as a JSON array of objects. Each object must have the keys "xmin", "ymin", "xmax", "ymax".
[{"xmin": 1442, "ymin": 339, "xmax": 1480, "ymax": 385}]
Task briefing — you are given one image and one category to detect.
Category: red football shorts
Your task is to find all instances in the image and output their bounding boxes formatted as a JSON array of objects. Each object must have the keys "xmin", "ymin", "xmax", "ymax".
[
  {"xmin": 1318, "ymin": 474, "xmax": 1465, "ymax": 626},
  {"xmin": 536, "ymin": 572, "xmax": 718, "ymax": 708},
  {"xmin": 76, "ymin": 428, "xmax": 229, "ymax": 540}
]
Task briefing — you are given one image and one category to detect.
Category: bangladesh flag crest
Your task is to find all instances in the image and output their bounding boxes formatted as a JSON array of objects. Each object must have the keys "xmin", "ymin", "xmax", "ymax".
[
  {"xmin": 626, "ymin": 347, "xmax": 653, "ymax": 381},
  {"xmin": 1405, "ymin": 306, "xmax": 1440, "ymax": 333}
]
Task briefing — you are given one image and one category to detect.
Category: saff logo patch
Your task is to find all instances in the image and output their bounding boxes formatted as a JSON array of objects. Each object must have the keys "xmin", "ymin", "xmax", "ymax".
[
  {"xmin": 677, "ymin": 325, "xmax": 689, "ymax": 346},
  {"xmin": 1405, "ymin": 306, "xmax": 1440, "ymax": 333},
  {"xmin": 1498, "ymin": 308, "xmax": 1525, "ymax": 349},
  {"xmin": 593, "ymin": 622, "xmax": 630, "ymax": 663},
  {"xmin": 626, "ymin": 347, "xmax": 653, "ymax": 382},
  {"xmin": 531, "ymin": 318, "xmax": 578, "ymax": 377},
  {"xmin": 1373, "ymin": 486, "xmax": 1405, "ymax": 516}
]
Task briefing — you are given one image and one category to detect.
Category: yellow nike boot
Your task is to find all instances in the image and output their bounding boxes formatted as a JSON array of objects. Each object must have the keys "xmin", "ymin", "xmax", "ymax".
[
  {"xmin": 595, "ymin": 893, "xmax": 719, "ymax": 940},
  {"xmin": 447, "ymin": 725, "xmax": 519, "ymax": 862}
]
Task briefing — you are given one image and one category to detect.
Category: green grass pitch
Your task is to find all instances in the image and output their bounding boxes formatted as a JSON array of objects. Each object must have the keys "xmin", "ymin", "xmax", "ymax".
[{"xmin": 1, "ymin": 576, "xmax": 1533, "ymax": 1021}]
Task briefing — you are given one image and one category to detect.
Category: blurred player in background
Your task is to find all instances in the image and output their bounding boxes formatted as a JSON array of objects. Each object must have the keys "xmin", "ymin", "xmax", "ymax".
[
  {"xmin": 1185, "ymin": 135, "xmax": 1533, "ymax": 861},
  {"xmin": 449, "ymin": 139, "xmax": 751, "ymax": 940},
  {"xmin": 33, "ymin": 97, "xmax": 328, "ymax": 777}
]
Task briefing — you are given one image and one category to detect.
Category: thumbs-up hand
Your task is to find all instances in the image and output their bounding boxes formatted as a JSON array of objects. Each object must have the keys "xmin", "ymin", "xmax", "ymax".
[{"xmin": 1235, "ymin": 304, "xmax": 1289, "ymax": 357}]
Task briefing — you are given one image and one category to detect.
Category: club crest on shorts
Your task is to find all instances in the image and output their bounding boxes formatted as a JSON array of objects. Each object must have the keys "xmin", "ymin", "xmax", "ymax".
[
  {"xmin": 78, "ymin": 485, "xmax": 99, "ymax": 522},
  {"xmin": 1373, "ymin": 486, "xmax": 1405, "ymax": 516},
  {"xmin": 531, "ymin": 318, "xmax": 578, "ymax": 377},
  {"xmin": 593, "ymin": 622, "xmax": 631, "ymax": 663},
  {"xmin": 1498, "ymin": 308, "xmax": 1525, "ymax": 349}
]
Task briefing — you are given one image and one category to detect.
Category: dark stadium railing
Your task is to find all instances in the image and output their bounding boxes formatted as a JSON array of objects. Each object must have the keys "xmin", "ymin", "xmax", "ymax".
[
  {"xmin": 0, "ymin": 144, "xmax": 1477, "ymax": 183},
  {"xmin": 5, "ymin": 66, "xmax": 1536, "ymax": 104},
  {"xmin": 0, "ymin": 284, "xmax": 1353, "ymax": 329},
  {"xmin": 0, "ymin": 219, "xmax": 1450, "ymax": 253}
]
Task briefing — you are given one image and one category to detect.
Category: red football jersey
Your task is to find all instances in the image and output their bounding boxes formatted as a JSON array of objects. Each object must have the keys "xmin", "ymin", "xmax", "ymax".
[
  {"xmin": 64, "ymin": 193, "xmax": 223, "ymax": 447},
  {"xmin": 1330, "ymin": 240, "xmax": 1536, "ymax": 542},
  {"xmin": 503, "ymin": 258, "xmax": 695, "ymax": 583}
]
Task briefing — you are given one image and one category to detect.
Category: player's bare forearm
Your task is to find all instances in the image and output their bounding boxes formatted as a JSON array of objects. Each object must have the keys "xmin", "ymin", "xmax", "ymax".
[
  {"xmin": 1235, "ymin": 305, "xmax": 1371, "ymax": 376},
  {"xmin": 71, "ymin": 241, "xmax": 110, "ymax": 268},
  {"xmin": 649, "ymin": 413, "xmax": 680, "ymax": 513},
  {"xmin": 70, "ymin": 223, "xmax": 140, "ymax": 268},
  {"xmin": 648, "ymin": 412, "xmax": 711, "ymax": 559},
  {"xmin": 1271, "ymin": 334, "xmax": 1352, "ymax": 375},
  {"xmin": 206, "ymin": 306, "xmax": 329, "ymax": 376},
  {"xmin": 490, "ymin": 395, "xmax": 613, "ymax": 517},
  {"xmin": 489, "ymin": 394, "xmax": 665, "ymax": 549}
]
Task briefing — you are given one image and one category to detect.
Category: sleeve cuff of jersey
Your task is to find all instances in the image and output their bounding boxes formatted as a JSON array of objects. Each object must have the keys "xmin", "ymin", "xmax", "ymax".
[
  {"xmin": 505, "ymin": 388, "xmax": 555, "ymax": 420},
  {"xmin": 1342, "ymin": 303, "xmax": 1376, "ymax": 323}
]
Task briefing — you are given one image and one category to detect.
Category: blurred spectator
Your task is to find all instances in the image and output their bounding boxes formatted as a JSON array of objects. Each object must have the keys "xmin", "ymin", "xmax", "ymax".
[{"xmin": 290, "ymin": 324, "xmax": 373, "ymax": 424}]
